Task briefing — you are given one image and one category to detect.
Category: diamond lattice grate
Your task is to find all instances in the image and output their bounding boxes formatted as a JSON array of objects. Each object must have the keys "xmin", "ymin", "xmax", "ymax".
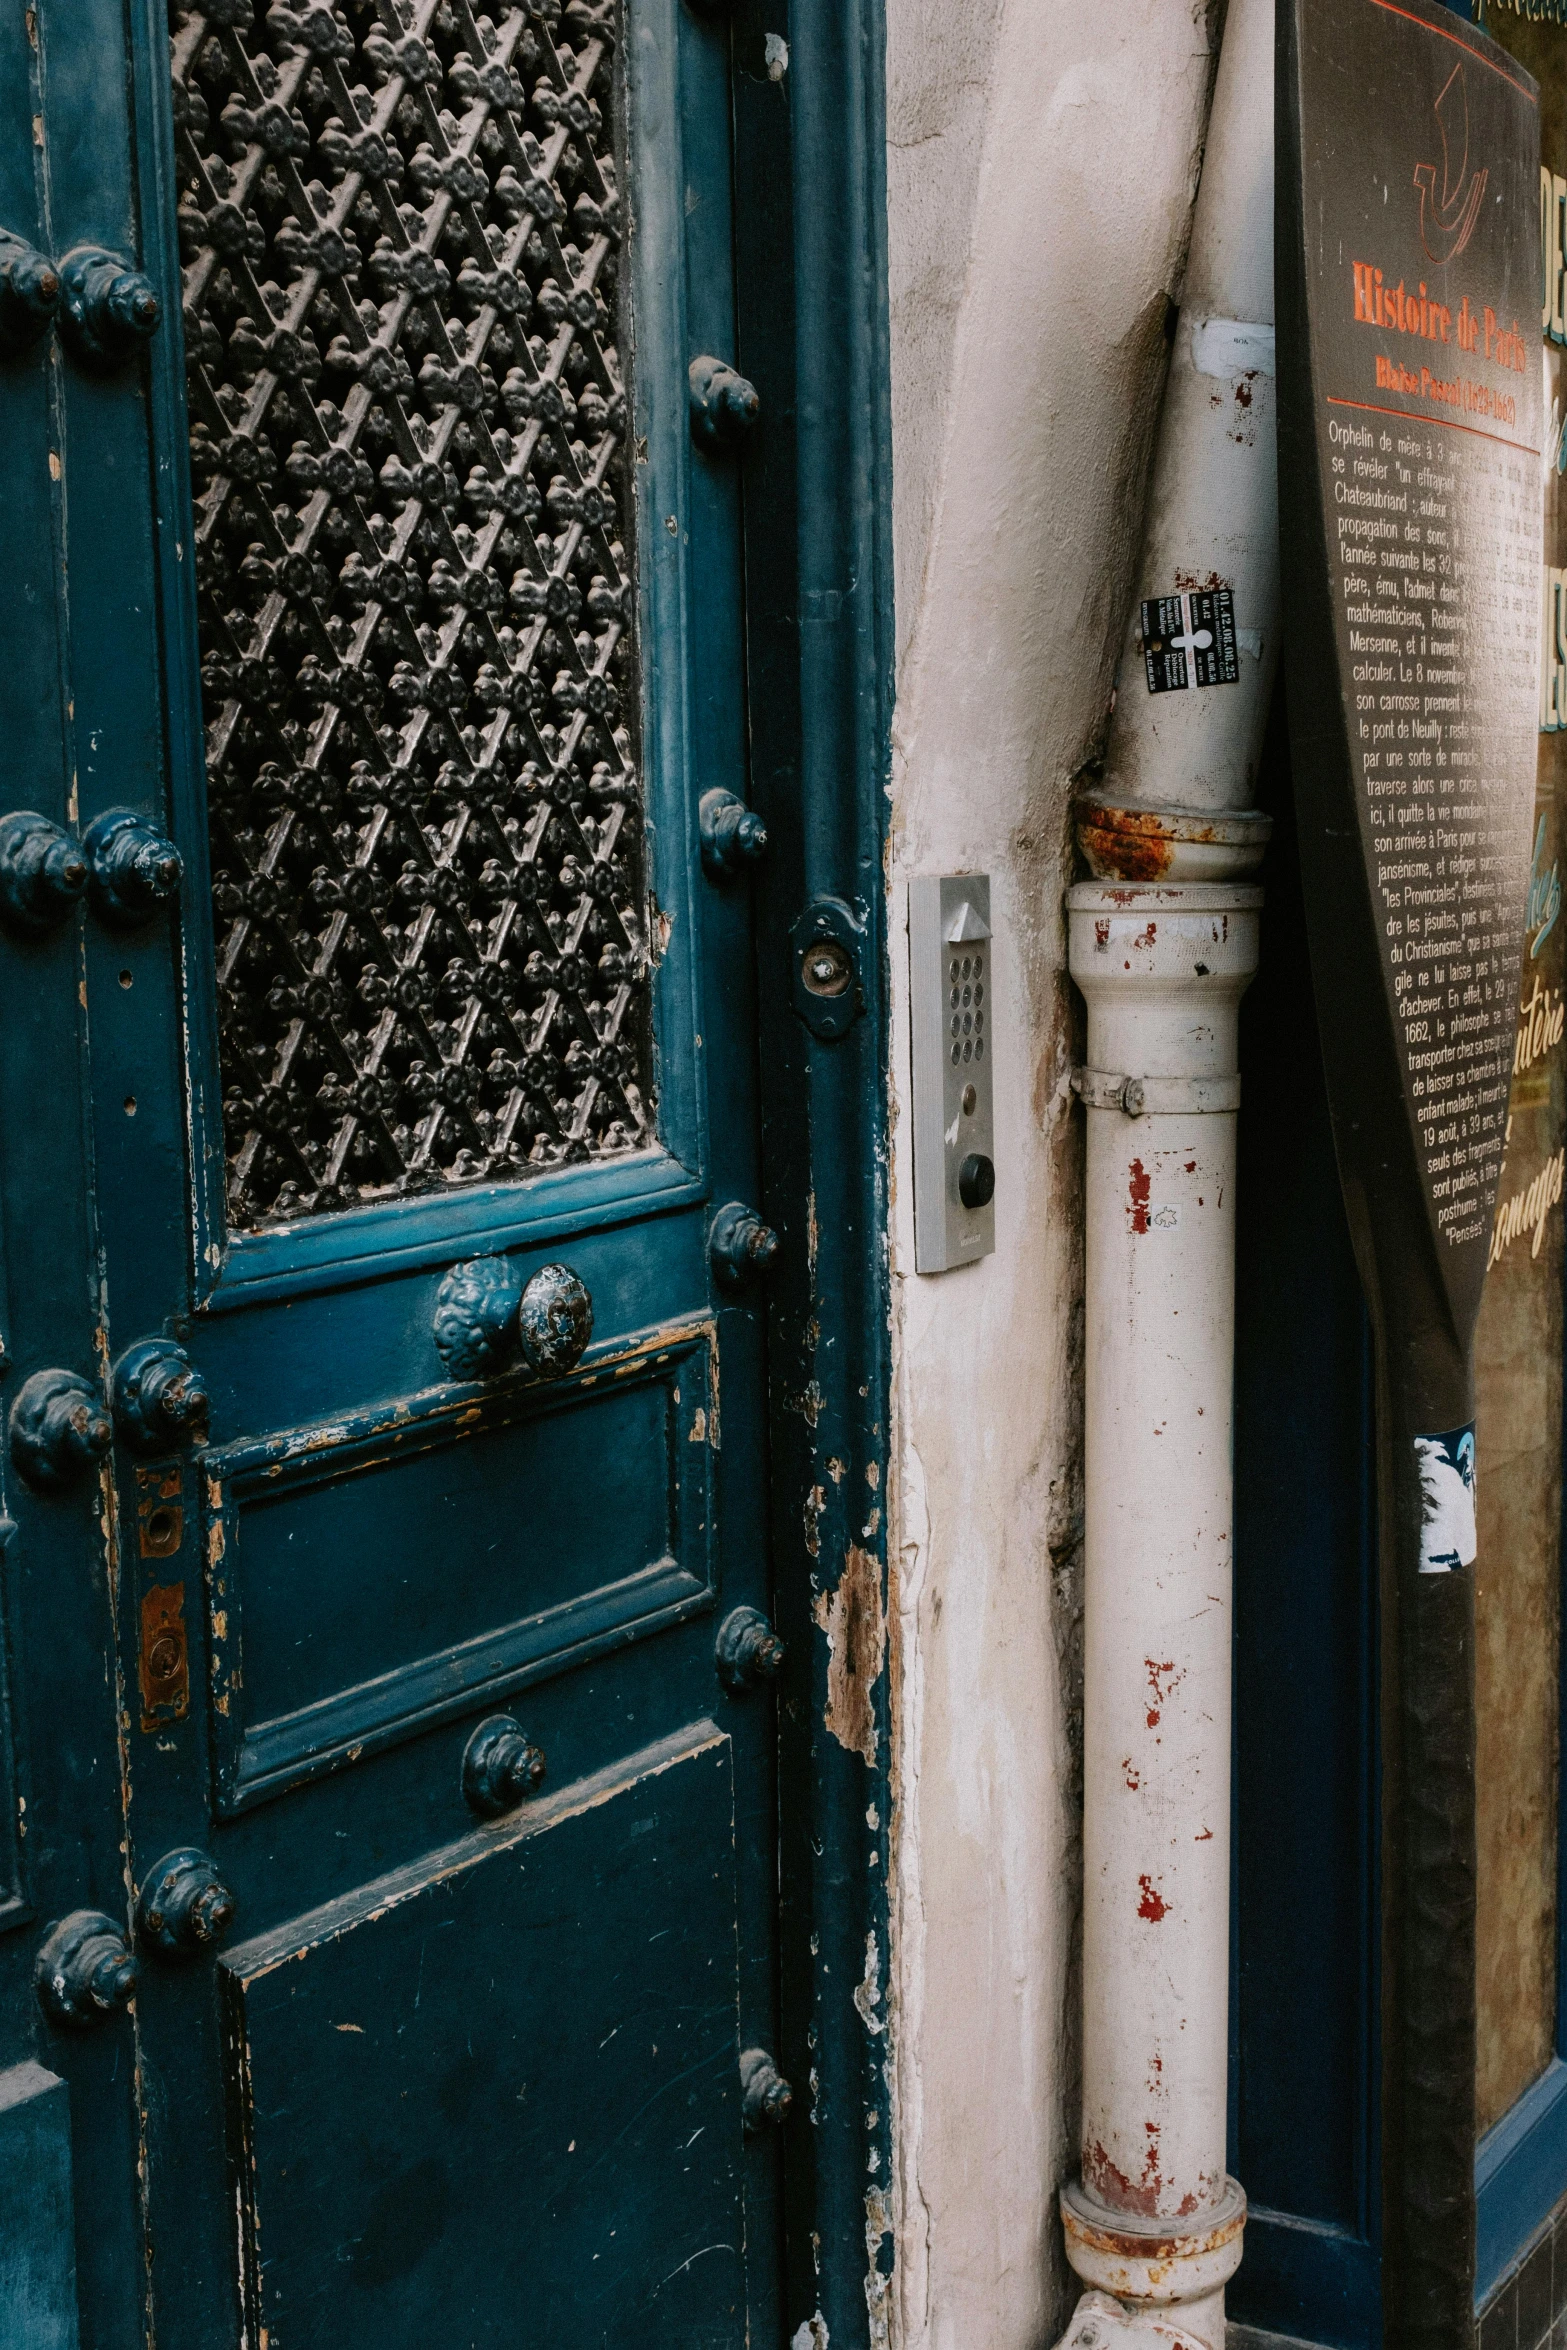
[{"xmin": 170, "ymin": 0, "xmax": 651, "ymax": 1229}]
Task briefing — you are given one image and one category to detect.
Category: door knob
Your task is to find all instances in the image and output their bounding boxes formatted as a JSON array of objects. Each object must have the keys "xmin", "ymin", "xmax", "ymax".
[
  {"xmin": 433, "ymin": 1255, "xmax": 524, "ymax": 1380},
  {"xmin": 58, "ymin": 247, "xmax": 159, "ymax": 369},
  {"xmin": 36, "ymin": 1911, "xmax": 137, "ymax": 2029},
  {"xmin": 716, "ymin": 1605, "xmax": 785, "ymax": 1692},
  {"xmin": 137, "ymin": 1848, "xmax": 237, "ymax": 1956},
  {"xmin": 85, "ymin": 811, "xmax": 183, "ymax": 927},
  {"xmin": 0, "ymin": 228, "xmax": 59, "ymax": 357},
  {"xmin": 0, "ymin": 811, "xmax": 87, "ymax": 936},
  {"xmin": 740, "ymin": 2046, "xmax": 792, "ymax": 2129},
  {"xmin": 113, "ymin": 1340, "xmax": 209, "ymax": 1451},
  {"xmin": 433, "ymin": 1258, "xmax": 592, "ymax": 1382},
  {"xmin": 10, "ymin": 1369, "xmax": 112, "ymax": 1490},
  {"xmin": 688, "ymin": 355, "xmax": 760, "ymax": 451},
  {"xmin": 700, "ymin": 788, "xmax": 768, "ymax": 882},
  {"xmin": 710, "ymin": 1201, "xmax": 779, "ymax": 1290},
  {"xmin": 462, "ymin": 1715, "xmax": 546, "ymax": 1817},
  {"xmin": 517, "ymin": 1263, "xmax": 593, "ymax": 1377}
]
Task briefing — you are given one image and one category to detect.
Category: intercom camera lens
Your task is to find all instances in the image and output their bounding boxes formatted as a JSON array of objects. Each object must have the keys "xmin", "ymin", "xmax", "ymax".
[{"xmin": 958, "ymin": 1152, "xmax": 994, "ymax": 1209}]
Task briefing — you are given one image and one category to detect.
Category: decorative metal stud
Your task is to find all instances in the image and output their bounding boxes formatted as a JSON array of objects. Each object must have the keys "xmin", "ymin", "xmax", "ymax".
[
  {"xmin": 688, "ymin": 355, "xmax": 761, "ymax": 452},
  {"xmin": 462, "ymin": 1714, "xmax": 546, "ymax": 1818},
  {"xmin": 740, "ymin": 2046, "xmax": 793, "ymax": 2130},
  {"xmin": 715, "ymin": 1605, "xmax": 785, "ymax": 1693},
  {"xmin": 709, "ymin": 1201, "xmax": 779, "ymax": 1292},
  {"xmin": 35, "ymin": 1911, "xmax": 137, "ymax": 2029},
  {"xmin": 0, "ymin": 812, "xmax": 87, "ymax": 937},
  {"xmin": 57, "ymin": 247, "xmax": 160, "ymax": 369},
  {"xmin": 0, "ymin": 230, "xmax": 60, "ymax": 359},
  {"xmin": 10, "ymin": 1370, "xmax": 113, "ymax": 1491},
  {"xmin": 85, "ymin": 811, "xmax": 183, "ymax": 928},
  {"xmin": 517, "ymin": 1262, "xmax": 593, "ymax": 1378},
  {"xmin": 136, "ymin": 1848, "xmax": 237, "ymax": 1957},
  {"xmin": 699, "ymin": 787, "xmax": 768, "ymax": 883},
  {"xmin": 112, "ymin": 1339, "xmax": 210, "ymax": 1452}
]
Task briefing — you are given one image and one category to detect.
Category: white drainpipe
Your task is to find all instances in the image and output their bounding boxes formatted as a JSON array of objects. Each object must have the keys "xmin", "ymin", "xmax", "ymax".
[{"xmin": 1057, "ymin": 0, "xmax": 1278, "ymax": 2346}]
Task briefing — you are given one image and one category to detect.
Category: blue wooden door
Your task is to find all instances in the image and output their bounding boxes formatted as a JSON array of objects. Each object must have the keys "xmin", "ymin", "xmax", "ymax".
[{"xmin": 0, "ymin": 0, "xmax": 796, "ymax": 2341}]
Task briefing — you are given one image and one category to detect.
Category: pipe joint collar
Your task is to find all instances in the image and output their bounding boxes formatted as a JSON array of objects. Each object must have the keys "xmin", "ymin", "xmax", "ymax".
[
  {"xmin": 1061, "ymin": 2176, "xmax": 1246, "ymax": 2306},
  {"xmin": 1077, "ymin": 799, "xmax": 1272, "ymax": 885}
]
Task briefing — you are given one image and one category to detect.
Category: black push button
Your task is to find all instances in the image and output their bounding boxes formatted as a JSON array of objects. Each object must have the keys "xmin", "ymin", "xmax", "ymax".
[{"xmin": 958, "ymin": 1153, "xmax": 995, "ymax": 1210}]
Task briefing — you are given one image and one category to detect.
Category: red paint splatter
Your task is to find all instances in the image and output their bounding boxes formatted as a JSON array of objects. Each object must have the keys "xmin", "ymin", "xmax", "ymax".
[
  {"xmin": 1095, "ymin": 918, "xmax": 1111, "ymax": 947},
  {"xmin": 1133, "ymin": 921, "xmax": 1157, "ymax": 952},
  {"xmin": 1195, "ymin": 1826, "xmax": 1213, "ymax": 1842},
  {"xmin": 1137, "ymin": 1875, "xmax": 1168, "ymax": 1922},
  {"xmin": 1145, "ymin": 1657, "xmax": 1180, "ymax": 1728},
  {"xmin": 1128, "ymin": 1159, "xmax": 1150, "ymax": 1235},
  {"xmin": 1123, "ymin": 1757, "xmax": 1141, "ymax": 1792},
  {"xmin": 1184, "ymin": 1161, "xmax": 1196, "ymax": 1173}
]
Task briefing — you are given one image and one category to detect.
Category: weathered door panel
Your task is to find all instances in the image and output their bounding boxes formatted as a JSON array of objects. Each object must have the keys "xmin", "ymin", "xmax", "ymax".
[
  {"xmin": 222, "ymin": 1727, "xmax": 744, "ymax": 2350},
  {"xmin": 3, "ymin": 0, "xmax": 787, "ymax": 2339}
]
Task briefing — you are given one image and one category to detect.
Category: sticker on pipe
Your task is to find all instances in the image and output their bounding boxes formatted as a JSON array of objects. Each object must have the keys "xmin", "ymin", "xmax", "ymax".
[
  {"xmin": 1415, "ymin": 1422, "xmax": 1477, "ymax": 1572},
  {"xmin": 1141, "ymin": 589, "xmax": 1240, "ymax": 692}
]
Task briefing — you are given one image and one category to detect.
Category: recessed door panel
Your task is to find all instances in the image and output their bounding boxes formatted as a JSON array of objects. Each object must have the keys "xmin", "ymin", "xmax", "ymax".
[
  {"xmin": 221, "ymin": 1726, "xmax": 746, "ymax": 2350},
  {"xmin": 205, "ymin": 1323, "xmax": 716, "ymax": 1808}
]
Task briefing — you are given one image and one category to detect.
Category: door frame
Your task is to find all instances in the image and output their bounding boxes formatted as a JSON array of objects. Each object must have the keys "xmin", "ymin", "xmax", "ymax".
[{"xmin": 124, "ymin": 0, "xmax": 898, "ymax": 2342}]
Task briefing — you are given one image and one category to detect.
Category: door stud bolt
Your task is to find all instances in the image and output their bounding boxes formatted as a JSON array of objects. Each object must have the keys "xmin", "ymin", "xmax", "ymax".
[
  {"xmin": 700, "ymin": 788, "xmax": 768, "ymax": 883},
  {"xmin": 58, "ymin": 246, "xmax": 160, "ymax": 370},
  {"xmin": 0, "ymin": 811, "xmax": 87, "ymax": 936},
  {"xmin": 35, "ymin": 1911, "xmax": 137, "ymax": 2029},
  {"xmin": 137, "ymin": 1849, "xmax": 237, "ymax": 1957},
  {"xmin": 688, "ymin": 355, "xmax": 760, "ymax": 452},
  {"xmin": 462, "ymin": 1715, "xmax": 547, "ymax": 1818},
  {"xmin": 740, "ymin": 2046, "xmax": 793, "ymax": 2130},
  {"xmin": 709, "ymin": 1201, "xmax": 779, "ymax": 1291},
  {"xmin": 716, "ymin": 1605, "xmax": 785, "ymax": 1693},
  {"xmin": 9, "ymin": 1369, "xmax": 112, "ymax": 1490},
  {"xmin": 112, "ymin": 1338, "xmax": 210, "ymax": 1452},
  {"xmin": 85, "ymin": 811, "xmax": 183, "ymax": 928}
]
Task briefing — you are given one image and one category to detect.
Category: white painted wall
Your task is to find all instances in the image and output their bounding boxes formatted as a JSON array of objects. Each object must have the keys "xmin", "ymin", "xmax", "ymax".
[{"xmin": 883, "ymin": 9, "xmax": 1222, "ymax": 2345}]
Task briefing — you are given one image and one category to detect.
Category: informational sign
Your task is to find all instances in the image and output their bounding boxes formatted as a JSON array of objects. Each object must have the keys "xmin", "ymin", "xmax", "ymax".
[
  {"xmin": 1285, "ymin": 0, "xmax": 1542, "ymax": 1338},
  {"xmin": 1279, "ymin": 4, "xmax": 1543, "ymax": 2337}
]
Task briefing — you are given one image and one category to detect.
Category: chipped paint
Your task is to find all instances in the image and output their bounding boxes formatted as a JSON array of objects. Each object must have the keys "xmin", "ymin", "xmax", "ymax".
[
  {"xmin": 853, "ymin": 1930, "xmax": 886, "ymax": 2035},
  {"xmin": 814, "ymin": 1544, "xmax": 886, "ymax": 1765}
]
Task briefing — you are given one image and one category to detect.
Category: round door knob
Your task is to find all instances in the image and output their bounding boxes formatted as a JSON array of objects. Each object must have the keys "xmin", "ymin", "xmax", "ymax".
[
  {"xmin": 137, "ymin": 1848, "xmax": 237, "ymax": 1956},
  {"xmin": 36, "ymin": 1910, "xmax": 137, "ymax": 2029},
  {"xmin": 462, "ymin": 1715, "xmax": 547, "ymax": 1818},
  {"xmin": 716, "ymin": 1605, "xmax": 785, "ymax": 1693},
  {"xmin": 112, "ymin": 1338, "xmax": 209, "ymax": 1451},
  {"xmin": 0, "ymin": 228, "xmax": 60, "ymax": 357},
  {"xmin": 433, "ymin": 1254, "xmax": 525, "ymax": 1381},
  {"xmin": 58, "ymin": 246, "xmax": 160, "ymax": 369},
  {"xmin": 517, "ymin": 1263, "xmax": 593, "ymax": 1379},
  {"xmin": 958, "ymin": 1152, "xmax": 995, "ymax": 1210},
  {"xmin": 10, "ymin": 1369, "xmax": 112, "ymax": 1490},
  {"xmin": 740, "ymin": 2046, "xmax": 793, "ymax": 2130},
  {"xmin": 700, "ymin": 788, "xmax": 768, "ymax": 882},
  {"xmin": 0, "ymin": 811, "xmax": 86, "ymax": 936},
  {"xmin": 85, "ymin": 810, "xmax": 183, "ymax": 927},
  {"xmin": 688, "ymin": 355, "xmax": 760, "ymax": 451}
]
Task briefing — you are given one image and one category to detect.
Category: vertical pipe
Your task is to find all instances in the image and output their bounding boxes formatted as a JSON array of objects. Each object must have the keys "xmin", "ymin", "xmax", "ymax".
[{"xmin": 1056, "ymin": 0, "xmax": 1277, "ymax": 2342}]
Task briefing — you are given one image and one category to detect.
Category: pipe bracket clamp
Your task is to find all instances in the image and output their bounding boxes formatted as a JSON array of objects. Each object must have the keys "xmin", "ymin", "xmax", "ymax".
[{"xmin": 1071, "ymin": 1068, "xmax": 1241, "ymax": 1117}]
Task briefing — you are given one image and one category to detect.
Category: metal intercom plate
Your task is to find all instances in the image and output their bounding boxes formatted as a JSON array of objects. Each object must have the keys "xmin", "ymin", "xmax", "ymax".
[{"xmin": 909, "ymin": 875, "xmax": 995, "ymax": 1273}]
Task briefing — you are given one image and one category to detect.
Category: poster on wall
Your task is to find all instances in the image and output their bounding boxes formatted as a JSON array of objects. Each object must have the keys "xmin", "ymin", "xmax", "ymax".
[{"xmin": 1278, "ymin": 0, "xmax": 1542, "ymax": 2334}]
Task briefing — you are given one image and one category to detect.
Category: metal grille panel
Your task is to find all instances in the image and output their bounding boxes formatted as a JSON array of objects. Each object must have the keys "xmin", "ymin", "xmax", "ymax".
[{"xmin": 170, "ymin": 0, "xmax": 650, "ymax": 1228}]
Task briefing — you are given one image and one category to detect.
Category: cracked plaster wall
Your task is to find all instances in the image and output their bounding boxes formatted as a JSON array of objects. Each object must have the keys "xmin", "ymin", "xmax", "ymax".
[{"xmin": 882, "ymin": 7, "xmax": 1220, "ymax": 2346}]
